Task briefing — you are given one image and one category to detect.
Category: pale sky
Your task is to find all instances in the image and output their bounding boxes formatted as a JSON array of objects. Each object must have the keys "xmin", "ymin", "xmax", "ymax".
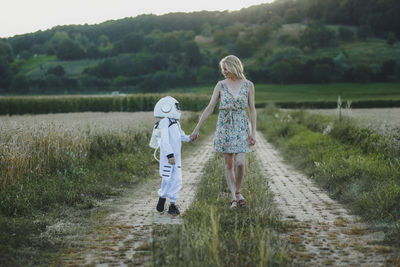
[{"xmin": 1, "ymin": 0, "xmax": 273, "ymax": 38}]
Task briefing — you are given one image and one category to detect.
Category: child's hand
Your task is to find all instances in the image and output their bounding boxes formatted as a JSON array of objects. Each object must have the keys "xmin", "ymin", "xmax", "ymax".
[
  {"xmin": 190, "ymin": 131, "xmax": 199, "ymax": 141},
  {"xmin": 168, "ymin": 157, "xmax": 175, "ymax": 165}
]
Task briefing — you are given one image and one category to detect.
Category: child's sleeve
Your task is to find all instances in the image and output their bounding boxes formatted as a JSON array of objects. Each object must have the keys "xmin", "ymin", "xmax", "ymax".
[
  {"xmin": 179, "ymin": 123, "xmax": 191, "ymax": 143},
  {"xmin": 159, "ymin": 118, "xmax": 174, "ymax": 158}
]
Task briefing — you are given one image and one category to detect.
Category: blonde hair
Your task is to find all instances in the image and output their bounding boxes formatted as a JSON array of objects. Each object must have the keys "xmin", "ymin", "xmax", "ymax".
[{"xmin": 219, "ymin": 55, "xmax": 246, "ymax": 80}]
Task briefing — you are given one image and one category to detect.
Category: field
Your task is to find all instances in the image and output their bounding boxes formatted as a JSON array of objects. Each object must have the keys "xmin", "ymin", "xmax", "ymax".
[
  {"xmin": 172, "ymin": 82, "xmax": 400, "ymax": 104},
  {"xmin": 0, "ymin": 111, "xmax": 157, "ymax": 136},
  {"xmin": 1, "ymin": 106, "xmax": 399, "ymax": 265},
  {"xmin": 0, "ymin": 111, "xmax": 160, "ymax": 187},
  {"xmin": 306, "ymin": 108, "xmax": 400, "ymax": 136}
]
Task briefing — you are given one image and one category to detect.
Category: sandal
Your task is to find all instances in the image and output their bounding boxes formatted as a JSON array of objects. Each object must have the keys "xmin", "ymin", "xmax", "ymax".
[
  {"xmin": 230, "ymin": 200, "xmax": 237, "ymax": 210},
  {"xmin": 238, "ymin": 198, "xmax": 246, "ymax": 207},
  {"xmin": 236, "ymin": 192, "xmax": 246, "ymax": 207}
]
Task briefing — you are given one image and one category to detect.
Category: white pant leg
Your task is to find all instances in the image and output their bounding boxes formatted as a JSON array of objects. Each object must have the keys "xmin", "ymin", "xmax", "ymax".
[
  {"xmin": 158, "ymin": 163, "xmax": 173, "ymax": 198},
  {"xmin": 167, "ymin": 166, "xmax": 182, "ymax": 203}
]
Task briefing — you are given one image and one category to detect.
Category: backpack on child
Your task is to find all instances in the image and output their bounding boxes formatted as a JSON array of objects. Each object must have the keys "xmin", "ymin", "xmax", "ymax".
[{"xmin": 149, "ymin": 119, "xmax": 177, "ymax": 161}]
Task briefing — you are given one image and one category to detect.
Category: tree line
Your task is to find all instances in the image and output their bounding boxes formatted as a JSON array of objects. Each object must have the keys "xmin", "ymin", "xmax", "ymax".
[{"xmin": 0, "ymin": 0, "xmax": 399, "ymax": 94}]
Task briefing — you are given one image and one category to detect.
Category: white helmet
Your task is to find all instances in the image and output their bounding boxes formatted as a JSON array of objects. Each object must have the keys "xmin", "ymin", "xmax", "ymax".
[{"xmin": 154, "ymin": 96, "xmax": 181, "ymax": 120}]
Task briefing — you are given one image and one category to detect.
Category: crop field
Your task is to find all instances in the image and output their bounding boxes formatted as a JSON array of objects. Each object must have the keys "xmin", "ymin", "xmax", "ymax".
[
  {"xmin": 173, "ymin": 83, "xmax": 400, "ymax": 105},
  {"xmin": 0, "ymin": 111, "xmax": 156, "ymax": 137},
  {"xmin": 306, "ymin": 108, "xmax": 400, "ymax": 137},
  {"xmin": 0, "ymin": 111, "xmax": 199, "ymax": 187},
  {"xmin": 0, "ymin": 112, "xmax": 154, "ymax": 185}
]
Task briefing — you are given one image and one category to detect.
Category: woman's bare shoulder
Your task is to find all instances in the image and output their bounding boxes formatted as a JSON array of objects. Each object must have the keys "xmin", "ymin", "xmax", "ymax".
[
  {"xmin": 245, "ymin": 79, "xmax": 255, "ymax": 88},
  {"xmin": 245, "ymin": 79, "xmax": 253, "ymax": 84},
  {"xmin": 217, "ymin": 79, "xmax": 227, "ymax": 85},
  {"xmin": 214, "ymin": 80, "xmax": 226, "ymax": 89}
]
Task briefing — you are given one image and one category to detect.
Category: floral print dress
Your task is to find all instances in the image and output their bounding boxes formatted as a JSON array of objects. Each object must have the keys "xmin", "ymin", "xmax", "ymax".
[{"xmin": 213, "ymin": 79, "xmax": 250, "ymax": 153}]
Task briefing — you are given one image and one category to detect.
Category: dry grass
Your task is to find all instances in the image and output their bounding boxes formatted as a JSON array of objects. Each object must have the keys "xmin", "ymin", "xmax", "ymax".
[
  {"xmin": 306, "ymin": 108, "xmax": 400, "ymax": 136},
  {"xmin": 0, "ymin": 111, "xmax": 195, "ymax": 189}
]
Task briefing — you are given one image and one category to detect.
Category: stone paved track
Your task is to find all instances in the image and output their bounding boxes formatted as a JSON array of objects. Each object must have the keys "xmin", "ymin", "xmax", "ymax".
[{"xmin": 255, "ymin": 131, "xmax": 397, "ymax": 266}]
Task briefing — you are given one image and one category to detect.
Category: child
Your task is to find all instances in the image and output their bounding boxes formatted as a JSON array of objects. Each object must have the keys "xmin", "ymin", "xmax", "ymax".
[{"xmin": 151, "ymin": 96, "xmax": 191, "ymax": 215}]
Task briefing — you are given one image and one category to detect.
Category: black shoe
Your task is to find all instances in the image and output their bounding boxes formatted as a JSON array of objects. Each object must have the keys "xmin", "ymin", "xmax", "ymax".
[
  {"xmin": 168, "ymin": 203, "xmax": 180, "ymax": 215},
  {"xmin": 156, "ymin": 197, "xmax": 166, "ymax": 212}
]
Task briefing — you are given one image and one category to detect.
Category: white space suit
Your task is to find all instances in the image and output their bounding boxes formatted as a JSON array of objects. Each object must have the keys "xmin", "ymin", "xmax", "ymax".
[
  {"xmin": 157, "ymin": 117, "xmax": 191, "ymax": 202},
  {"xmin": 152, "ymin": 96, "xmax": 190, "ymax": 204}
]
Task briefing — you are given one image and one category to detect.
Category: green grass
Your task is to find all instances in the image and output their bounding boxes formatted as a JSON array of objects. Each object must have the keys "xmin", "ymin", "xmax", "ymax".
[
  {"xmin": 308, "ymin": 39, "xmax": 400, "ymax": 65},
  {"xmin": 24, "ymin": 58, "xmax": 102, "ymax": 78},
  {"xmin": 266, "ymin": 23, "xmax": 400, "ymax": 65},
  {"xmin": 173, "ymin": 82, "xmax": 400, "ymax": 103},
  {"xmin": 20, "ymin": 55, "xmax": 57, "ymax": 72},
  {"xmin": 151, "ymin": 153, "xmax": 291, "ymax": 266},
  {"xmin": 257, "ymin": 106, "xmax": 400, "ymax": 242}
]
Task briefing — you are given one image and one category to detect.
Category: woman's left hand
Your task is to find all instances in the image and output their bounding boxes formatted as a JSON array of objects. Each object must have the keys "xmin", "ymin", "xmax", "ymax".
[
  {"xmin": 249, "ymin": 135, "xmax": 256, "ymax": 146},
  {"xmin": 190, "ymin": 130, "xmax": 200, "ymax": 141}
]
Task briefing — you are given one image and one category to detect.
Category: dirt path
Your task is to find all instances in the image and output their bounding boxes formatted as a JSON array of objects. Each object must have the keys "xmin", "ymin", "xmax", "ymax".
[
  {"xmin": 60, "ymin": 136, "xmax": 214, "ymax": 266},
  {"xmin": 255, "ymin": 131, "xmax": 398, "ymax": 266}
]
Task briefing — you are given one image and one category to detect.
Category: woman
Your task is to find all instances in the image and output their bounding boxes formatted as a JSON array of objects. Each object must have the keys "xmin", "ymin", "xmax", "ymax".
[{"xmin": 191, "ymin": 55, "xmax": 256, "ymax": 209}]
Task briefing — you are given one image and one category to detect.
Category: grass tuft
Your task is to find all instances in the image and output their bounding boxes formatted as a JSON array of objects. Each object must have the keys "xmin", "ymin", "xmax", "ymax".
[{"xmin": 151, "ymin": 152, "xmax": 291, "ymax": 266}]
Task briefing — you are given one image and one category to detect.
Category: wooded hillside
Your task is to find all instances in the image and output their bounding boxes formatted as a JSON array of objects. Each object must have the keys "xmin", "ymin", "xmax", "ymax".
[{"xmin": 1, "ymin": 0, "xmax": 399, "ymax": 94}]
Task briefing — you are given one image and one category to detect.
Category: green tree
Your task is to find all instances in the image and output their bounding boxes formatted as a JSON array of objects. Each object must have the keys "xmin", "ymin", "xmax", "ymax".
[
  {"xmin": 0, "ymin": 41, "xmax": 13, "ymax": 90},
  {"xmin": 266, "ymin": 47, "xmax": 304, "ymax": 66},
  {"xmin": 333, "ymin": 52, "xmax": 350, "ymax": 76},
  {"xmin": 269, "ymin": 61, "xmax": 293, "ymax": 84},
  {"xmin": 353, "ymin": 64, "xmax": 372, "ymax": 83},
  {"xmin": 10, "ymin": 73, "xmax": 29, "ymax": 92},
  {"xmin": 98, "ymin": 34, "xmax": 110, "ymax": 48},
  {"xmin": 357, "ymin": 25, "xmax": 373, "ymax": 40},
  {"xmin": 115, "ymin": 32, "xmax": 144, "ymax": 53},
  {"xmin": 312, "ymin": 64, "xmax": 331, "ymax": 83},
  {"xmin": 197, "ymin": 65, "xmax": 217, "ymax": 84},
  {"xmin": 74, "ymin": 33, "xmax": 90, "ymax": 51},
  {"xmin": 47, "ymin": 65, "xmax": 65, "ymax": 76},
  {"xmin": 233, "ymin": 38, "xmax": 254, "ymax": 58},
  {"xmin": 387, "ymin": 32, "xmax": 397, "ymax": 46},
  {"xmin": 339, "ymin": 27, "xmax": 354, "ymax": 41},
  {"xmin": 86, "ymin": 45, "xmax": 101, "ymax": 58},
  {"xmin": 153, "ymin": 35, "xmax": 182, "ymax": 53},
  {"xmin": 284, "ymin": 8, "xmax": 300, "ymax": 23},
  {"xmin": 112, "ymin": 75, "xmax": 129, "ymax": 88},
  {"xmin": 56, "ymin": 39, "xmax": 85, "ymax": 60},
  {"xmin": 201, "ymin": 22, "xmax": 213, "ymax": 37},
  {"xmin": 300, "ymin": 22, "xmax": 336, "ymax": 49},
  {"xmin": 253, "ymin": 23, "xmax": 272, "ymax": 44},
  {"xmin": 395, "ymin": 65, "xmax": 400, "ymax": 82},
  {"xmin": 49, "ymin": 31, "xmax": 70, "ymax": 53},
  {"xmin": 381, "ymin": 60, "xmax": 397, "ymax": 78},
  {"xmin": 183, "ymin": 41, "xmax": 202, "ymax": 67}
]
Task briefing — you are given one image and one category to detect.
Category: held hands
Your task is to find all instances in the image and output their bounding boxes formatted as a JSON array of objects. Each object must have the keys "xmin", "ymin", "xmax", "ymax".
[
  {"xmin": 249, "ymin": 134, "xmax": 256, "ymax": 146},
  {"xmin": 190, "ymin": 130, "xmax": 200, "ymax": 141}
]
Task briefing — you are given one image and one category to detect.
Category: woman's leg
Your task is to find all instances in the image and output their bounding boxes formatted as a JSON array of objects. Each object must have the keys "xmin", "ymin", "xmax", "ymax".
[
  {"xmin": 223, "ymin": 153, "xmax": 236, "ymax": 201},
  {"xmin": 235, "ymin": 153, "xmax": 246, "ymax": 199}
]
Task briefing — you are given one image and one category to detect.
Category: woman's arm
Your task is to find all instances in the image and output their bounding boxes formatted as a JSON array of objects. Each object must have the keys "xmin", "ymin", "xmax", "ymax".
[
  {"xmin": 248, "ymin": 81, "xmax": 257, "ymax": 145},
  {"xmin": 191, "ymin": 82, "xmax": 220, "ymax": 138}
]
